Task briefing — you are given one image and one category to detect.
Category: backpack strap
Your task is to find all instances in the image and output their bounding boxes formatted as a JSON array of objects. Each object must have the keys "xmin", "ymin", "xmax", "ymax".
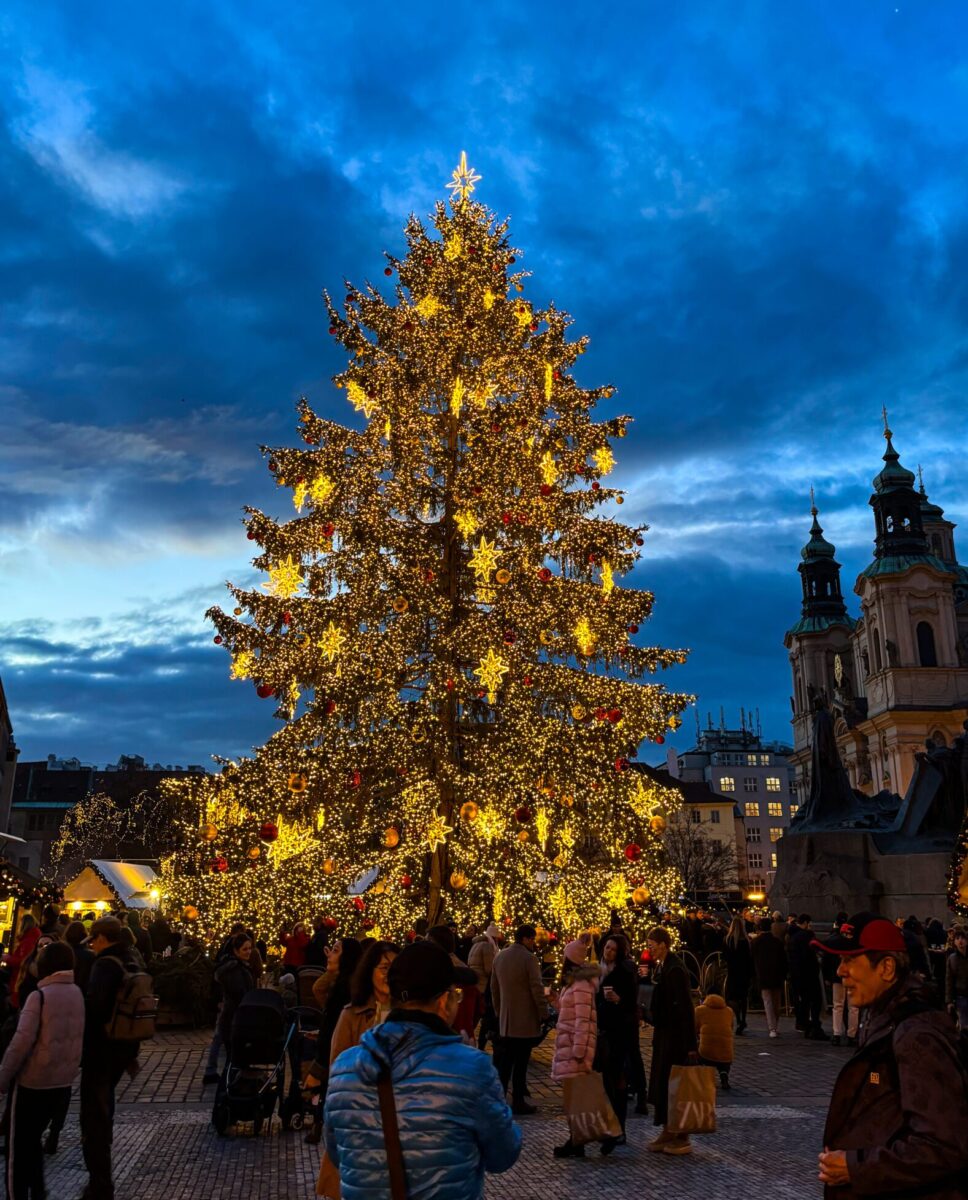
[{"xmin": 377, "ymin": 1069, "xmax": 407, "ymax": 1200}]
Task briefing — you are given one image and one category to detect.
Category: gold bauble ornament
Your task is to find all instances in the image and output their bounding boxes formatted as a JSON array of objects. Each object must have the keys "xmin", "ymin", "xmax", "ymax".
[
  {"xmin": 411, "ymin": 728, "xmax": 427, "ymax": 744},
  {"xmin": 247, "ymin": 846, "xmax": 261, "ymax": 861},
  {"xmin": 571, "ymin": 704, "xmax": 586, "ymax": 721},
  {"xmin": 560, "ymin": 794, "xmax": 575, "ymax": 808},
  {"xmin": 459, "ymin": 801, "xmax": 479, "ymax": 822},
  {"xmin": 495, "ymin": 569, "xmax": 511, "ymax": 585},
  {"xmin": 288, "ymin": 772, "xmax": 308, "ymax": 793},
  {"xmin": 182, "ymin": 905, "xmax": 199, "ymax": 922},
  {"xmin": 392, "ymin": 596, "xmax": 409, "ymax": 614},
  {"xmin": 383, "ymin": 827, "xmax": 401, "ymax": 849},
  {"xmin": 201, "ymin": 823, "xmax": 218, "ymax": 842},
  {"xmin": 233, "ymin": 607, "xmax": 243, "ymax": 616},
  {"xmin": 650, "ymin": 815, "xmax": 667, "ymax": 834},
  {"xmin": 323, "ymin": 858, "xmax": 336, "ymax": 875},
  {"xmin": 295, "ymin": 632, "xmax": 310, "ymax": 648},
  {"xmin": 517, "ymin": 830, "xmax": 529, "ymax": 842},
  {"xmin": 450, "ymin": 870, "xmax": 468, "ymax": 890},
  {"xmin": 632, "ymin": 886, "xmax": 651, "ymax": 904},
  {"xmin": 373, "ymin": 879, "xmax": 387, "ymax": 895}
]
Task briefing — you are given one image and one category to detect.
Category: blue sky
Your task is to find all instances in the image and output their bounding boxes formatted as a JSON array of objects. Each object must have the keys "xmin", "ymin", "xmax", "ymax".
[{"xmin": 1, "ymin": 1, "xmax": 967, "ymax": 767}]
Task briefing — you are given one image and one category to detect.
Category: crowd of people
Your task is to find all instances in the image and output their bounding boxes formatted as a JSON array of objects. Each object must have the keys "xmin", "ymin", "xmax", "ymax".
[{"xmin": 1, "ymin": 898, "xmax": 968, "ymax": 1199}]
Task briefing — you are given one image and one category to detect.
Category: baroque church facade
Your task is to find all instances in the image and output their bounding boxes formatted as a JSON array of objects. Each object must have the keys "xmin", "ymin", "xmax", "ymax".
[{"xmin": 784, "ymin": 418, "xmax": 968, "ymax": 805}]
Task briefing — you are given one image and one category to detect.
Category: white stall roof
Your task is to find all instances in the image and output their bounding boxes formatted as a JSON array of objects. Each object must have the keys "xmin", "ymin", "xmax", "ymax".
[{"xmin": 63, "ymin": 860, "xmax": 159, "ymax": 910}]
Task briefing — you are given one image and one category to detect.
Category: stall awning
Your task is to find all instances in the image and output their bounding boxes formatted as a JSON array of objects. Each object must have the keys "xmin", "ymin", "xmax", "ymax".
[{"xmin": 63, "ymin": 860, "xmax": 159, "ymax": 910}]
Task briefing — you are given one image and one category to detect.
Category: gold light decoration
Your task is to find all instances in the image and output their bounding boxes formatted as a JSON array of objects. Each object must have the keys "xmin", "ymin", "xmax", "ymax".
[
  {"xmin": 230, "ymin": 650, "xmax": 255, "ymax": 681},
  {"xmin": 574, "ymin": 616, "xmax": 595, "ymax": 656},
  {"xmin": 416, "ymin": 295, "xmax": 440, "ymax": 319},
  {"xmin": 318, "ymin": 621, "xmax": 347, "ymax": 663},
  {"xmin": 468, "ymin": 536, "xmax": 501, "ymax": 582},
  {"xmin": 459, "ymin": 801, "xmax": 479, "ymax": 822},
  {"xmin": 287, "ymin": 773, "xmax": 308, "ymax": 794},
  {"xmin": 263, "ymin": 555, "xmax": 303, "ymax": 599},
  {"xmin": 346, "ymin": 381, "xmax": 376, "ymax": 419},
  {"xmin": 447, "ymin": 150, "xmax": 481, "ymax": 203},
  {"xmin": 600, "ymin": 561, "xmax": 615, "ymax": 595},
  {"xmin": 540, "ymin": 450, "xmax": 558, "ymax": 487},
  {"xmin": 311, "ymin": 475, "xmax": 335, "ymax": 505},
  {"xmin": 544, "ymin": 363, "xmax": 554, "ymax": 401},
  {"xmin": 425, "ymin": 813, "xmax": 454, "ymax": 853},
  {"xmin": 455, "ymin": 510, "xmax": 478, "ymax": 539},
  {"xmin": 474, "ymin": 648, "xmax": 509, "ymax": 702},
  {"xmin": 593, "ymin": 446, "xmax": 615, "ymax": 475},
  {"xmin": 451, "ymin": 377, "xmax": 465, "ymax": 418}
]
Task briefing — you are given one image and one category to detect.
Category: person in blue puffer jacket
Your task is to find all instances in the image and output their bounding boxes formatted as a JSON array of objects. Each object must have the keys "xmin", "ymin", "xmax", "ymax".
[{"xmin": 324, "ymin": 939, "xmax": 522, "ymax": 1200}]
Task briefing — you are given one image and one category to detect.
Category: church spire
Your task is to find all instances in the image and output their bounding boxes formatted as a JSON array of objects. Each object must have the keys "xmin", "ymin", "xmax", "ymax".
[
  {"xmin": 869, "ymin": 414, "xmax": 927, "ymax": 558},
  {"xmin": 795, "ymin": 490, "xmax": 849, "ymax": 625}
]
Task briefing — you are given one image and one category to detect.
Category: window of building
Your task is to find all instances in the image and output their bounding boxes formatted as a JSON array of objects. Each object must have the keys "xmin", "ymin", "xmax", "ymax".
[
  {"xmin": 745, "ymin": 801, "xmax": 760, "ymax": 817},
  {"xmin": 747, "ymin": 754, "xmax": 758, "ymax": 766},
  {"xmin": 748, "ymin": 851, "xmax": 763, "ymax": 869},
  {"xmin": 766, "ymin": 777, "xmax": 781, "ymax": 792},
  {"xmin": 747, "ymin": 827, "xmax": 761, "ymax": 843},
  {"xmin": 691, "ymin": 809, "xmax": 701, "ymax": 824},
  {"xmin": 720, "ymin": 776, "xmax": 735, "ymax": 793},
  {"xmin": 916, "ymin": 621, "xmax": 938, "ymax": 668},
  {"xmin": 769, "ymin": 827, "xmax": 783, "ymax": 842},
  {"xmin": 789, "ymin": 803, "xmax": 799, "ymax": 818},
  {"xmin": 768, "ymin": 801, "xmax": 783, "ymax": 817},
  {"xmin": 710, "ymin": 810, "xmax": 721, "ymax": 824},
  {"xmin": 749, "ymin": 876, "xmax": 765, "ymax": 889},
  {"xmin": 771, "ymin": 852, "xmax": 778, "ymax": 869},
  {"xmin": 760, "ymin": 754, "xmax": 770, "ymax": 765},
  {"xmin": 744, "ymin": 777, "xmax": 758, "ymax": 793}
]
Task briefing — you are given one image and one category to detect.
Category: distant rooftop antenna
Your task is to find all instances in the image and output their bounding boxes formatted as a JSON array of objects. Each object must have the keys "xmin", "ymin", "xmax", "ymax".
[
  {"xmin": 719, "ymin": 706, "xmax": 725, "ymax": 733},
  {"xmin": 756, "ymin": 707, "xmax": 762, "ymax": 738},
  {"xmin": 740, "ymin": 706, "xmax": 746, "ymax": 731},
  {"xmin": 694, "ymin": 707, "xmax": 701, "ymax": 740}
]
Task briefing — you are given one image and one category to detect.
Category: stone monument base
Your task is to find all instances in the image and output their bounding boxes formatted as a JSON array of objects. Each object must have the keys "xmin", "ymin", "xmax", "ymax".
[{"xmin": 771, "ymin": 829, "xmax": 950, "ymax": 921}]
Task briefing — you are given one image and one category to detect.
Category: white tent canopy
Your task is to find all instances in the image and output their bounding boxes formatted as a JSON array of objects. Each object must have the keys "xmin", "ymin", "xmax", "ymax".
[{"xmin": 63, "ymin": 860, "xmax": 160, "ymax": 911}]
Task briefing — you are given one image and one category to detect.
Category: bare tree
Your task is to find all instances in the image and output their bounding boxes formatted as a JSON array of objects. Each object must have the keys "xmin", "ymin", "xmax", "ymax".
[{"xmin": 662, "ymin": 820, "xmax": 739, "ymax": 895}]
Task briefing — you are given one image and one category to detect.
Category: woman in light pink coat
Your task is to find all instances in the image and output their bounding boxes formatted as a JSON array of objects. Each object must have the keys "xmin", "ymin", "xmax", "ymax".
[{"xmin": 551, "ymin": 939, "xmax": 600, "ymax": 1159}]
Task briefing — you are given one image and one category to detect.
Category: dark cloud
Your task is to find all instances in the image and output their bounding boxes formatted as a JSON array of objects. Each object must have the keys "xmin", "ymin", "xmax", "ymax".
[{"xmin": 0, "ymin": 1, "xmax": 966, "ymax": 763}]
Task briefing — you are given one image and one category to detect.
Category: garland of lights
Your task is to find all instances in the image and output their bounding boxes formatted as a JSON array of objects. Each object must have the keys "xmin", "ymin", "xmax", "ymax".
[
  {"xmin": 0, "ymin": 861, "xmax": 61, "ymax": 909},
  {"xmin": 162, "ymin": 155, "xmax": 694, "ymax": 943}
]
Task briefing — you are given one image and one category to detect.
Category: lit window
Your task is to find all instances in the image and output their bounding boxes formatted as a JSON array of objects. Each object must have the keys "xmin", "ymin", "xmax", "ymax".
[
  {"xmin": 748, "ymin": 851, "xmax": 763, "ymax": 869},
  {"xmin": 720, "ymin": 776, "xmax": 735, "ymax": 792},
  {"xmin": 789, "ymin": 803, "xmax": 799, "ymax": 817},
  {"xmin": 744, "ymin": 777, "xmax": 758, "ymax": 793},
  {"xmin": 760, "ymin": 754, "xmax": 771, "ymax": 766},
  {"xmin": 745, "ymin": 801, "xmax": 760, "ymax": 817},
  {"xmin": 769, "ymin": 827, "xmax": 783, "ymax": 842},
  {"xmin": 691, "ymin": 809, "xmax": 701, "ymax": 824},
  {"xmin": 766, "ymin": 777, "xmax": 781, "ymax": 792},
  {"xmin": 771, "ymin": 853, "xmax": 778, "ymax": 869},
  {"xmin": 711, "ymin": 810, "xmax": 721, "ymax": 824},
  {"xmin": 747, "ymin": 754, "xmax": 757, "ymax": 766},
  {"xmin": 750, "ymin": 876, "xmax": 765, "ymax": 889},
  {"xmin": 747, "ymin": 827, "xmax": 761, "ymax": 843},
  {"xmin": 768, "ymin": 802, "xmax": 783, "ymax": 817}
]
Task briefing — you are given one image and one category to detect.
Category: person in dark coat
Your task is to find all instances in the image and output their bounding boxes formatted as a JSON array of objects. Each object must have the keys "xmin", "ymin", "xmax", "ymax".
[
  {"xmin": 213, "ymin": 934, "xmax": 257, "ymax": 1050},
  {"xmin": 751, "ymin": 918, "xmax": 787, "ymax": 1037},
  {"xmin": 126, "ymin": 912, "xmax": 152, "ymax": 965},
  {"xmin": 148, "ymin": 916, "xmax": 175, "ymax": 955},
  {"xmin": 723, "ymin": 916, "xmax": 753, "ymax": 1034},
  {"xmin": 65, "ymin": 920, "xmax": 96, "ymax": 993},
  {"xmin": 596, "ymin": 932, "xmax": 639, "ymax": 1146},
  {"xmin": 645, "ymin": 926, "xmax": 697, "ymax": 1156},
  {"xmin": 789, "ymin": 914, "xmax": 828, "ymax": 1040},
  {"xmin": 304, "ymin": 916, "xmax": 330, "ymax": 967},
  {"xmin": 816, "ymin": 912, "xmax": 968, "ymax": 1198}
]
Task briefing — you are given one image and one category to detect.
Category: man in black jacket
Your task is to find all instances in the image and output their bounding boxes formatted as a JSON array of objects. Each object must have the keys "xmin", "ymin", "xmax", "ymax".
[
  {"xmin": 80, "ymin": 916, "xmax": 141, "ymax": 1200},
  {"xmin": 816, "ymin": 912, "xmax": 968, "ymax": 1198},
  {"xmin": 789, "ymin": 914, "xmax": 828, "ymax": 1040}
]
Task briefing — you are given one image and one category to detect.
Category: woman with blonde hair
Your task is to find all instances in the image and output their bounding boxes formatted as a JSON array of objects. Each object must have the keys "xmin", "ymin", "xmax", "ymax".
[{"xmin": 723, "ymin": 915, "xmax": 752, "ymax": 1035}]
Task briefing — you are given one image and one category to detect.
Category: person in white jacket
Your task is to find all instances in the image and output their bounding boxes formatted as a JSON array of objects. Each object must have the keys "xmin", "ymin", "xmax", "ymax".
[{"xmin": 0, "ymin": 940, "xmax": 85, "ymax": 1200}]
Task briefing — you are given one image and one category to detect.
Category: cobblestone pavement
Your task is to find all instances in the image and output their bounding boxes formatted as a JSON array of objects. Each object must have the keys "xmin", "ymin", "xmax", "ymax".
[{"xmin": 43, "ymin": 1017, "xmax": 845, "ymax": 1198}]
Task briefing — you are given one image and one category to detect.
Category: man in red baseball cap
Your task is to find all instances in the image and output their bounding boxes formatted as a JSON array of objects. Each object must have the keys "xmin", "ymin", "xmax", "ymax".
[{"xmin": 815, "ymin": 913, "xmax": 968, "ymax": 1197}]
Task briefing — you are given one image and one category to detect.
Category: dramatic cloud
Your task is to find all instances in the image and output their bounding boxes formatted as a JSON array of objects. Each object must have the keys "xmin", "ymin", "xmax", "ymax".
[{"xmin": 1, "ymin": 1, "xmax": 966, "ymax": 764}]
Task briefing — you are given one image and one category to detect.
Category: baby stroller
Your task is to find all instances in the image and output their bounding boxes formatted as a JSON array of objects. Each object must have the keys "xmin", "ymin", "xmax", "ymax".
[
  {"xmin": 212, "ymin": 989, "xmax": 295, "ymax": 1136},
  {"xmin": 279, "ymin": 1005, "xmax": 323, "ymax": 1132}
]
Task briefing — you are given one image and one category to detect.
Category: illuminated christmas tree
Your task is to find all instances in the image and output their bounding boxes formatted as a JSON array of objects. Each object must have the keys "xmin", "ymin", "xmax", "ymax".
[{"xmin": 163, "ymin": 155, "xmax": 692, "ymax": 941}]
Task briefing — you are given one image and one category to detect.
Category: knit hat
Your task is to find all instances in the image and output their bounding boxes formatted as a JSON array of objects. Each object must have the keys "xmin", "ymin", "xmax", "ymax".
[{"xmin": 564, "ymin": 939, "xmax": 589, "ymax": 965}]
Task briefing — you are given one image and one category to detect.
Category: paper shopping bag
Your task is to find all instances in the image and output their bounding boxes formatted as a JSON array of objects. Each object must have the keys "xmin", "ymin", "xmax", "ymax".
[
  {"xmin": 562, "ymin": 1071, "xmax": 622, "ymax": 1145},
  {"xmin": 666, "ymin": 1065, "xmax": 717, "ymax": 1134}
]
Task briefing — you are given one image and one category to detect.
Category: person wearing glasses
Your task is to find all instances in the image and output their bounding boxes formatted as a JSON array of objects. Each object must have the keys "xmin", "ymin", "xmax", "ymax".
[{"xmin": 324, "ymin": 940, "xmax": 520, "ymax": 1200}]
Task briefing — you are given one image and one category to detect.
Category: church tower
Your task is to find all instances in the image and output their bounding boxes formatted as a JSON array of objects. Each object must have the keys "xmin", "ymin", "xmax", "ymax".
[{"xmin": 784, "ymin": 493, "xmax": 855, "ymax": 808}]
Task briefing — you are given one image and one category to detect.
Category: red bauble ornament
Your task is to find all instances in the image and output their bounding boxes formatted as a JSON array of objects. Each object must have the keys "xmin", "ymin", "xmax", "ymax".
[
  {"xmin": 345, "ymin": 293, "xmax": 354, "ymax": 304},
  {"xmin": 361, "ymin": 918, "xmax": 375, "ymax": 930},
  {"xmin": 445, "ymin": 678, "xmax": 455, "ymax": 691},
  {"xmin": 424, "ymin": 568, "xmax": 435, "ymax": 582},
  {"xmin": 514, "ymin": 805, "xmax": 532, "ymax": 823},
  {"xmin": 256, "ymin": 684, "xmax": 275, "ymax": 699},
  {"xmin": 635, "ymin": 537, "xmax": 644, "ymax": 547},
  {"xmin": 406, "ymin": 929, "xmax": 417, "ymax": 942},
  {"xmin": 503, "ymin": 630, "xmax": 516, "ymax": 645},
  {"xmin": 472, "ymin": 486, "xmax": 483, "ymax": 496},
  {"xmin": 503, "ymin": 915, "xmax": 513, "ymax": 926},
  {"xmin": 614, "ymin": 757, "xmax": 628, "ymax": 772},
  {"xmin": 624, "ymin": 843, "xmax": 642, "ymax": 862},
  {"xmin": 523, "ymin": 675, "xmax": 533, "ymax": 686},
  {"xmin": 607, "ymin": 708, "xmax": 622, "ymax": 723},
  {"xmin": 259, "ymin": 821, "xmax": 279, "ymax": 842},
  {"xmin": 538, "ymin": 567, "xmax": 552, "ymax": 582},
  {"xmin": 539, "ymin": 483, "xmax": 552, "ymax": 496},
  {"xmin": 424, "ymin": 255, "xmax": 433, "ymax": 266},
  {"xmin": 322, "ymin": 522, "xmax": 335, "ymax": 538},
  {"xmin": 502, "ymin": 512, "xmax": 512, "ymax": 525},
  {"xmin": 400, "ymin": 874, "xmax": 413, "ymax": 888},
  {"xmin": 282, "ymin": 611, "xmax": 292, "ymax": 625},
  {"xmin": 349, "ymin": 770, "xmax": 361, "ymax": 788},
  {"xmin": 530, "ymin": 321, "xmax": 539, "ymax": 332},
  {"xmin": 508, "ymin": 255, "xmax": 516, "ymax": 264},
  {"xmin": 627, "ymin": 624, "xmax": 639, "ymax": 634},
  {"xmin": 384, "ymin": 266, "xmax": 393, "ymax": 276},
  {"xmin": 587, "ymin": 553, "xmax": 597, "ymax": 564},
  {"xmin": 213, "ymin": 636, "xmax": 222, "ymax": 644},
  {"xmin": 328, "ymin": 326, "xmax": 337, "ymax": 335},
  {"xmin": 591, "ymin": 481, "xmax": 601, "ymax": 491},
  {"xmin": 655, "ymin": 734, "xmax": 665, "ymax": 745},
  {"xmin": 554, "ymin": 369, "xmax": 561, "ymax": 380},
  {"xmin": 246, "ymin": 530, "xmax": 256, "ymax": 540},
  {"xmin": 594, "ymin": 707, "xmax": 607, "ymax": 721},
  {"xmin": 491, "ymin": 423, "xmax": 501, "ymax": 434},
  {"xmin": 353, "ymin": 897, "xmax": 365, "ymax": 912},
  {"xmin": 323, "ymin": 916, "xmax": 338, "ymax": 930},
  {"xmin": 268, "ymin": 459, "xmax": 278, "ymax": 473},
  {"xmin": 477, "ymin": 689, "xmax": 486, "ymax": 699},
  {"xmin": 214, "ymin": 856, "xmax": 229, "ymax": 873}
]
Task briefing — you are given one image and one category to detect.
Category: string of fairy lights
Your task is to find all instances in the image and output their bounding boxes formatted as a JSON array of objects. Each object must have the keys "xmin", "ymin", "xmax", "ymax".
[{"xmin": 161, "ymin": 154, "xmax": 694, "ymax": 942}]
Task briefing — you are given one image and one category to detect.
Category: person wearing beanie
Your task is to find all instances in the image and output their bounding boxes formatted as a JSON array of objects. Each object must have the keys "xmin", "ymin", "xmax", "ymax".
[
  {"xmin": 468, "ymin": 923, "xmax": 504, "ymax": 1049},
  {"xmin": 695, "ymin": 989, "xmax": 735, "ymax": 1089},
  {"xmin": 324, "ymin": 940, "xmax": 520, "ymax": 1200},
  {"xmin": 551, "ymin": 940, "xmax": 603, "ymax": 1159}
]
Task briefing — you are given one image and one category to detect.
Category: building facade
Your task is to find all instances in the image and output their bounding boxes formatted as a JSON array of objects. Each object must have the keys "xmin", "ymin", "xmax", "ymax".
[
  {"xmin": 785, "ymin": 419, "xmax": 968, "ymax": 804},
  {"xmin": 0, "ymin": 676, "xmax": 17, "ymax": 835},
  {"xmin": 667, "ymin": 718, "xmax": 797, "ymax": 892},
  {"xmin": 9, "ymin": 754, "xmax": 206, "ymax": 876}
]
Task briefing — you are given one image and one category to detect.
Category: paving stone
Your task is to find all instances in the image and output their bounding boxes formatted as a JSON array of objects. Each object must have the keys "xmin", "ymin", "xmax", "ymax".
[{"xmin": 42, "ymin": 1016, "xmax": 846, "ymax": 1198}]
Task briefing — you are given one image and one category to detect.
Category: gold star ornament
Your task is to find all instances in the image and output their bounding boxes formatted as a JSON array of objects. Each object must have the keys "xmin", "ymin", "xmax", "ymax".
[
  {"xmin": 447, "ymin": 151, "xmax": 481, "ymax": 203},
  {"xmin": 425, "ymin": 813, "xmax": 454, "ymax": 853},
  {"xmin": 318, "ymin": 621, "xmax": 347, "ymax": 663},
  {"xmin": 263, "ymin": 555, "xmax": 303, "ymax": 598},
  {"xmin": 474, "ymin": 648, "xmax": 509, "ymax": 701},
  {"xmin": 468, "ymin": 536, "xmax": 501, "ymax": 582}
]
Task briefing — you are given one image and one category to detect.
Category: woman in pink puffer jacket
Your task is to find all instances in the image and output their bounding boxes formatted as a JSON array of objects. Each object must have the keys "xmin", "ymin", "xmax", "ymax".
[{"xmin": 551, "ymin": 939, "xmax": 601, "ymax": 1159}]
